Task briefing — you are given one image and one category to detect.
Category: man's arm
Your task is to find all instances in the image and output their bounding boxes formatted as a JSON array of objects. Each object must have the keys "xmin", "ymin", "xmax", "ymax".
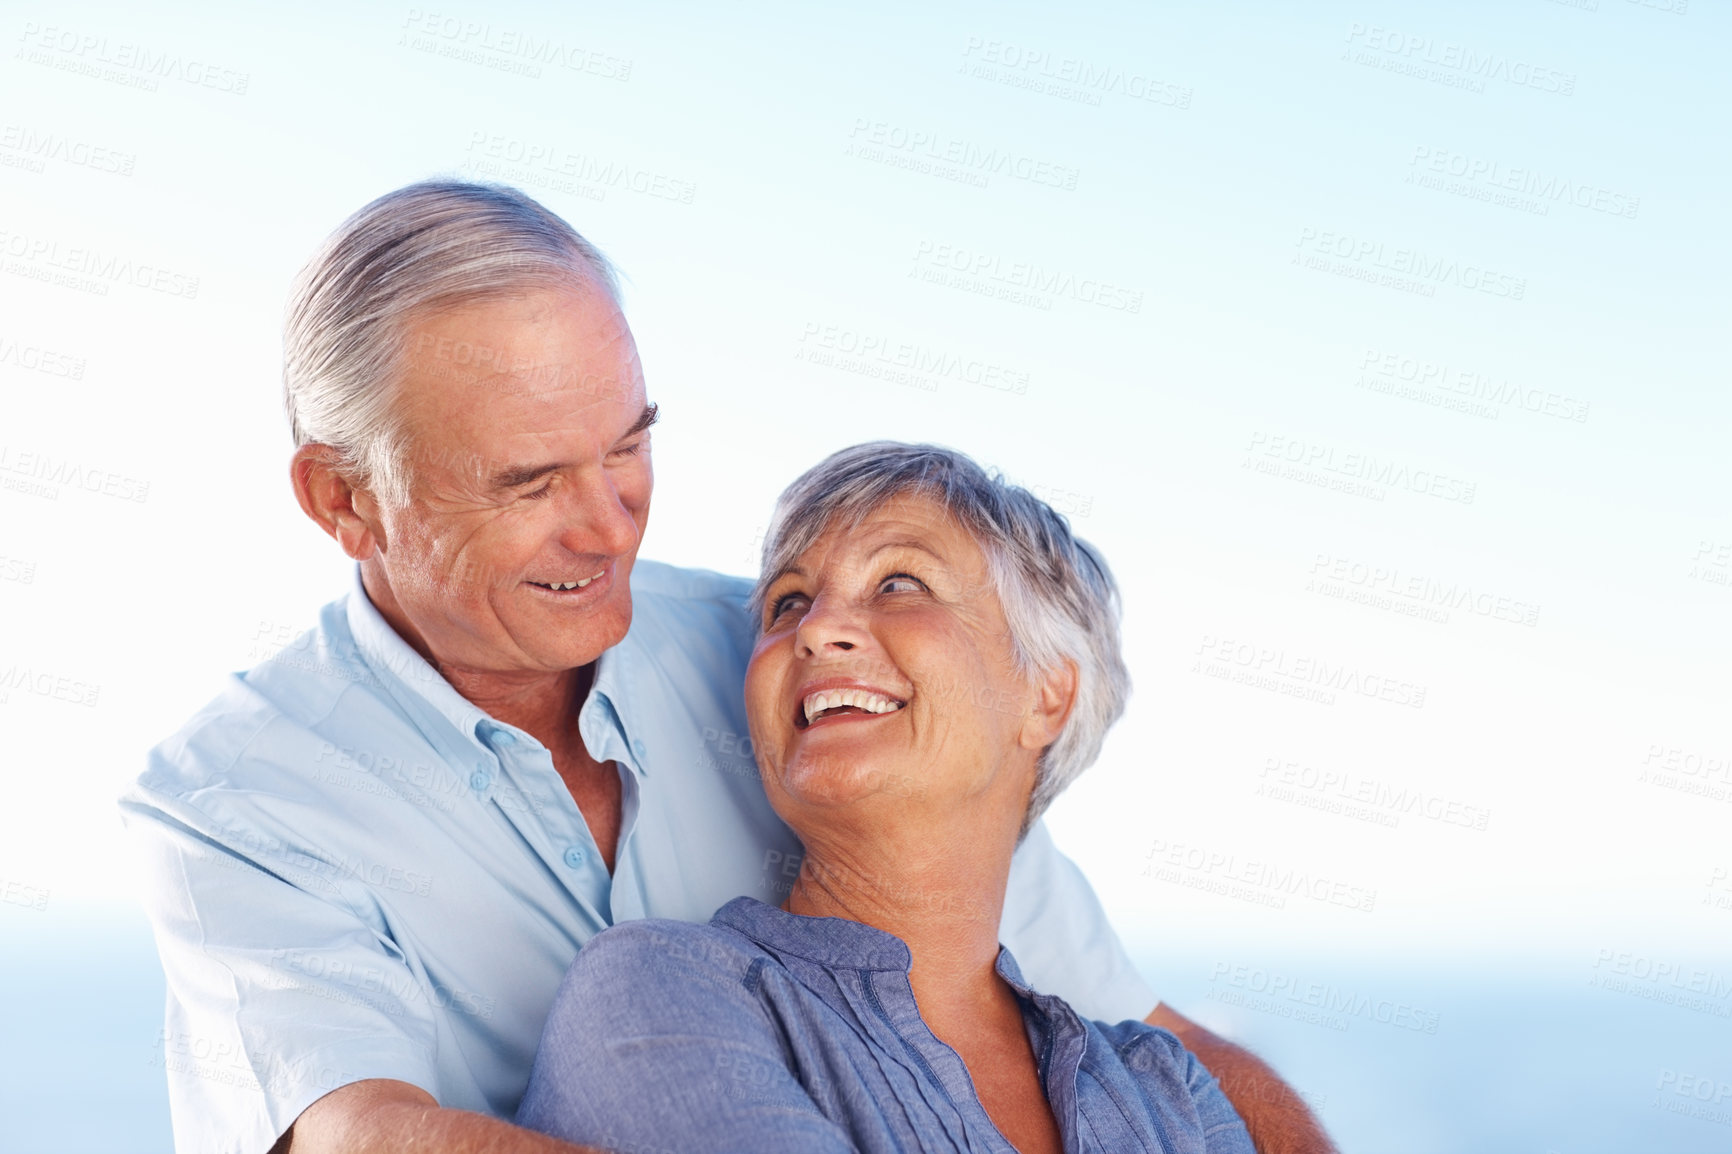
[
  {"xmin": 1147, "ymin": 1004, "xmax": 1337, "ymax": 1154},
  {"xmin": 275, "ymin": 1080, "xmax": 601, "ymax": 1154}
]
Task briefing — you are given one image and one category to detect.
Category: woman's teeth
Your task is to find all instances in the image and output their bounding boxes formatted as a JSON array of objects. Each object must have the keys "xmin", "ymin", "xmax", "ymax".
[{"xmin": 802, "ymin": 688, "xmax": 905, "ymax": 725}]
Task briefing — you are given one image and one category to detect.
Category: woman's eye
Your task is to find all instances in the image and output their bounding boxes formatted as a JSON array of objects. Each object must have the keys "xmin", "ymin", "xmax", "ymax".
[
  {"xmin": 768, "ymin": 593, "xmax": 808, "ymax": 623},
  {"xmin": 880, "ymin": 573, "xmax": 924, "ymax": 594}
]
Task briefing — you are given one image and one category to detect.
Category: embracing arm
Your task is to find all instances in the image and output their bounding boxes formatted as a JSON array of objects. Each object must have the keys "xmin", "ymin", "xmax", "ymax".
[
  {"xmin": 272, "ymin": 1081, "xmax": 600, "ymax": 1154},
  {"xmin": 1146, "ymin": 1005, "xmax": 1337, "ymax": 1154}
]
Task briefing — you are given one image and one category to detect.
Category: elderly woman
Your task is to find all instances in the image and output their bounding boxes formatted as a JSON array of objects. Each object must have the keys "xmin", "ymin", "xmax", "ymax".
[{"xmin": 517, "ymin": 442, "xmax": 1253, "ymax": 1154}]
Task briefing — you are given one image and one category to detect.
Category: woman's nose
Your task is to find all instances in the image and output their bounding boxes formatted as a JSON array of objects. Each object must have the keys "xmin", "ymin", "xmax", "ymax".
[{"xmin": 794, "ymin": 591, "xmax": 870, "ymax": 657}]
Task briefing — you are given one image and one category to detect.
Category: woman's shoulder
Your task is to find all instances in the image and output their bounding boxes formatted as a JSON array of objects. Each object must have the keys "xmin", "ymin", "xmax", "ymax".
[
  {"xmin": 1088, "ymin": 1016, "xmax": 1188, "ymax": 1057},
  {"xmin": 570, "ymin": 912, "xmax": 770, "ymax": 988},
  {"xmin": 539, "ymin": 912, "xmax": 786, "ymax": 1051}
]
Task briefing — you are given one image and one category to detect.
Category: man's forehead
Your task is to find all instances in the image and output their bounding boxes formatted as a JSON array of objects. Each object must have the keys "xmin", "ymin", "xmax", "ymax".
[
  {"xmin": 394, "ymin": 289, "xmax": 646, "ymax": 481},
  {"xmin": 406, "ymin": 289, "xmax": 636, "ymax": 384}
]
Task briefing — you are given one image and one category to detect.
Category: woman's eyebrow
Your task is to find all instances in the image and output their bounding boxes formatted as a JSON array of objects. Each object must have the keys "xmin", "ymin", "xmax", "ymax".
[{"xmin": 866, "ymin": 539, "xmax": 946, "ymax": 563}]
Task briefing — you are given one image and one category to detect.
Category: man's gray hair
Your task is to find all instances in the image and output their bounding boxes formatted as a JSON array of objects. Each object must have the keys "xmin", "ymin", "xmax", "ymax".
[
  {"xmin": 283, "ymin": 180, "xmax": 618, "ymax": 504},
  {"xmin": 753, "ymin": 442, "xmax": 1131, "ymax": 829}
]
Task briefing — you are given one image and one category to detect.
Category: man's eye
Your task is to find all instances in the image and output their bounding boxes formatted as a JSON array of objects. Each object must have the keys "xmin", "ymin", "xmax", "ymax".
[
  {"xmin": 880, "ymin": 573, "xmax": 924, "ymax": 594},
  {"xmin": 523, "ymin": 482, "xmax": 554, "ymax": 500},
  {"xmin": 610, "ymin": 440, "xmax": 645, "ymax": 459}
]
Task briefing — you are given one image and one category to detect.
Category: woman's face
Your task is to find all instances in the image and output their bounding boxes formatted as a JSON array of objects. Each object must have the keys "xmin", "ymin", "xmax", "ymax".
[{"xmin": 746, "ymin": 493, "xmax": 1065, "ymax": 835}]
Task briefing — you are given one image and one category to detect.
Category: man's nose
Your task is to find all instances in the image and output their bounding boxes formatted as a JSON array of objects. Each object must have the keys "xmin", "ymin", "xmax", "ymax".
[
  {"xmin": 557, "ymin": 470, "xmax": 640, "ymax": 557},
  {"xmin": 795, "ymin": 591, "xmax": 871, "ymax": 657}
]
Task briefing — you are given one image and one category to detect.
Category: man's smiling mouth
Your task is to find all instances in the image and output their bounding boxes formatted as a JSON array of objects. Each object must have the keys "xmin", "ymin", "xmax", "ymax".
[{"xmin": 530, "ymin": 569, "xmax": 605, "ymax": 592}]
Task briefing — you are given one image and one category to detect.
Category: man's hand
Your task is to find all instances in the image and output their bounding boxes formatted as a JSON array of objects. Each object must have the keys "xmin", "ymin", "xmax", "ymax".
[
  {"xmin": 271, "ymin": 1079, "xmax": 603, "ymax": 1154},
  {"xmin": 1147, "ymin": 1004, "xmax": 1338, "ymax": 1154}
]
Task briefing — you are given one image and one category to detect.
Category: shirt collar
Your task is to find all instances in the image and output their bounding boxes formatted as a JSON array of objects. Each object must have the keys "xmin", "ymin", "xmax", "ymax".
[
  {"xmin": 343, "ymin": 565, "xmax": 645, "ymax": 774},
  {"xmin": 715, "ymin": 897, "xmax": 1043, "ymax": 998},
  {"xmin": 711, "ymin": 896, "xmax": 917, "ymax": 972},
  {"xmin": 578, "ymin": 619, "xmax": 641, "ymax": 776},
  {"xmin": 344, "ymin": 566, "xmax": 492, "ymax": 748}
]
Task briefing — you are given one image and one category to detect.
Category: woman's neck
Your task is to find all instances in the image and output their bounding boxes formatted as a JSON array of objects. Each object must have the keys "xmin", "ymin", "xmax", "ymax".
[{"xmin": 785, "ymin": 816, "xmax": 1018, "ymax": 1013}]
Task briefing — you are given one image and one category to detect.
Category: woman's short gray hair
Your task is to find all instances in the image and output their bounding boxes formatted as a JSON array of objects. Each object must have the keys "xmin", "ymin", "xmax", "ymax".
[
  {"xmin": 753, "ymin": 442, "xmax": 1130, "ymax": 829},
  {"xmin": 283, "ymin": 180, "xmax": 618, "ymax": 504}
]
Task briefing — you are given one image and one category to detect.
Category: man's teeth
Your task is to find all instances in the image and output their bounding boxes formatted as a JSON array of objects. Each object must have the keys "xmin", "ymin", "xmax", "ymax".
[
  {"xmin": 802, "ymin": 688, "xmax": 906, "ymax": 724},
  {"xmin": 538, "ymin": 571, "xmax": 604, "ymax": 591}
]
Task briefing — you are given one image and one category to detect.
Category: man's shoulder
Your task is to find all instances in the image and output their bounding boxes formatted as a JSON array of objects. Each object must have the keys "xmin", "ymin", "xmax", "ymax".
[
  {"xmin": 624, "ymin": 560, "xmax": 758, "ymax": 669},
  {"xmin": 630, "ymin": 559, "xmax": 754, "ymax": 611},
  {"xmin": 129, "ymin": 590, "xmax": 386, "ymax": 804}
]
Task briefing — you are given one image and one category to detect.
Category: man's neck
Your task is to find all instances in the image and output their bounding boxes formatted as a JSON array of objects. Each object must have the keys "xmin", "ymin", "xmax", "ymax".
[
  {"xmin": 359, "ymin": 562, "xmax": 622, "ymax": 868},
  {"xmin": 441, "ymin": 662, "xmax": 590, "ymax": 747},
  {"xmin": 360, "ymin": 561, "xmax": 592, "ymax": 751}
]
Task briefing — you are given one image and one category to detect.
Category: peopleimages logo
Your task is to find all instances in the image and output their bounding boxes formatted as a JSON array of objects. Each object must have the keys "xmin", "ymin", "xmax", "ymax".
[
  {"xmin": 846, "ymin": 118, "xmax": 1081, "ymax": 190},
  {"xmin": 16, "ymin": 22, "xmax": 251, "ymax": 94},
  {"xmin": 0, "ymin": 226, "xmax": 200, "ymax": 299},
  {"xmin": 1294, "ymin": 227, "xmax": 1525, "ymax": 301},
  {"xmin": 1407, "ymin": 146, "xmax": 1639, "ymax": 219},
  {"xmin": 1207, "ymin": 962, "xmax": 1442, "ymax": 1034},
  {"xmin": 1194, "ymin": 632, "xmax": 1429, "ymax": 710},
  {"xmin": 0, "ymin": 333, "xmax": 86, "ymax": 380},
  {"xmin": 1342, "ymin": 23, "xmax": 1576, "ymax": 95},
  {"xmin": 910, "ymin": 240, "xmax": 1143, "ymax": 313},
  {"xmin": 0, "ymin": 444, "xmax": 149, "ymax": 503},
  {"xmin": 1142, "ymin": 838, "xmax": 1379, "ymax": 913}
]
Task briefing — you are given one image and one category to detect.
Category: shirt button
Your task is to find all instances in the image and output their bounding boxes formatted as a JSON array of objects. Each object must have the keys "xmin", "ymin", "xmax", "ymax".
[
  {"xmin": 470, "ymin": 770, "xmax": 491, "ymax": 790},
  {"xmin": 493, "ymin": 728, "xmax": 518, "ymax": 745},
  {"xmin": 562, "ymin": 846, "xmax": 587, "ymax": 869},
  {"xmin": 631, "ymin": 738, "xmax": 647, "ymax": 759}
]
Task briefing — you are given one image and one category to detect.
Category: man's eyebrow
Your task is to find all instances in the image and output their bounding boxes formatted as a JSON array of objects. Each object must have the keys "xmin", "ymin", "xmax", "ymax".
[
  {"xmin": 487, "ymin": 404, "xmax": 660, "ymax": 490},
  {"xmin": 489, "ymin": 461, "xmax": 564, "ymax": 490},
  {"xmin": 618, "ymin": 402, "xmax": 660, "ymax": 442}
]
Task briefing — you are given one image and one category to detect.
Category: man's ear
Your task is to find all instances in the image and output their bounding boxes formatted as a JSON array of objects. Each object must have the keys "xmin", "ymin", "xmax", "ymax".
[
  {"xmin": 290, "ymin": 444, "xmax": 384, "ymax": 561},
  {"xmin": 1018, "ymin": 657, "xmax": 1078, "ymax": 753}
]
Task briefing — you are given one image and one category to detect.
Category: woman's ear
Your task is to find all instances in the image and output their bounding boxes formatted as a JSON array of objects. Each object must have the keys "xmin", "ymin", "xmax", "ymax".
[{"xmin": 1018, "ymin": 657, "xmax": 1078, "ymax": 753}]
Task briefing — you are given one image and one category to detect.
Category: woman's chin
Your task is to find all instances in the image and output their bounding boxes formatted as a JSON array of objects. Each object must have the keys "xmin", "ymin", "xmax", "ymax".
[{"xmin": 774, "ymin": 758, "xmax": 915, "ymax": 812}]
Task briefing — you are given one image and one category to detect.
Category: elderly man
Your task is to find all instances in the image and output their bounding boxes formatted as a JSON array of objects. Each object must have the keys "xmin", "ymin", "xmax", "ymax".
[{"xmin": 121, "ymin": 181, "xmax": 1331, "ymax": 1154}]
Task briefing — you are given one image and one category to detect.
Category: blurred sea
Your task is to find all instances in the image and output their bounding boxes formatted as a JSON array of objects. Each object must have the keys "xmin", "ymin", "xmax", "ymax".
[{"xmin": 2, "ymin": 905, "xmax": 1726, "ymax": 1154}]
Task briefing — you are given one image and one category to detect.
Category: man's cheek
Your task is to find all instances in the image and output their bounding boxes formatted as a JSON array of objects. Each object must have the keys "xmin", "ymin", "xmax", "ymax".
[
  {"xmin": 440, "ymin": 528, "xmax": 529, "ymax": 600},
  {"xmin": 623, "ymin": 460, "xmax": 655, "ymax": 527}
]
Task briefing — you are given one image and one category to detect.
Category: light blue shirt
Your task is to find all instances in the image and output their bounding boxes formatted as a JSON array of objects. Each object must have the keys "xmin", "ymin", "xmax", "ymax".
[{"xmin": 120, "ymin": 561, "xmax": 1155, "ymax": 1154}]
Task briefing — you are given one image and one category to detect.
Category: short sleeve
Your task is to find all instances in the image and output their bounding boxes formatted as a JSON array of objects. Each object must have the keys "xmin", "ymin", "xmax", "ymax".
[
  {"xmin": 999, "ymin": 820, "xmax": 1156, "ymax": 1022},
  {"xmin": 1094, "ymin": 1021, "xmax": 1256, "ymax": 1154},
  {"xmin": 1181, "ymin": 1044, "xmax": 1258, "ymax": 1154},
  {"xmin": 121, "ymin": 791, "xmax": 441, "ymax": 1154},
  {"xmin": 517, "ymin": 922, "xmax": 854, "ymax": 1154}
]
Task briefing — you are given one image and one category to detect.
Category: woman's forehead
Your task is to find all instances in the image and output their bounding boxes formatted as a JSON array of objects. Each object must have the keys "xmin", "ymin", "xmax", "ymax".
[{"xmin": 781, "ymin": 499, "xmax": 994, "ymax": 589}]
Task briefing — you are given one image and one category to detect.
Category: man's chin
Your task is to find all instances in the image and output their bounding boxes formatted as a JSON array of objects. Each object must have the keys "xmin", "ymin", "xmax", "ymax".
[{"xmin": 523, "ymin": 597, "xmax": 633, "ymax": 671}]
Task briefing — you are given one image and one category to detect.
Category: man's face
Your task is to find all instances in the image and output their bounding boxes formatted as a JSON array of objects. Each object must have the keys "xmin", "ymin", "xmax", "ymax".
[{"xmin": 362, "ymin": 282, "xmax": 654, "ymax": 679}]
